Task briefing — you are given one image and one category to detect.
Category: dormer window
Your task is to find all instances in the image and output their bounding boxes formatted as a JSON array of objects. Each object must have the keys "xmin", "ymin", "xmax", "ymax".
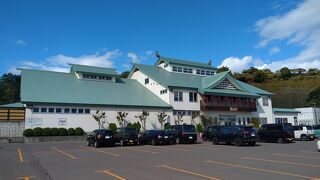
[{"xmin": 82, "ymin": 73, "xmax": 112, "ymax": 81}]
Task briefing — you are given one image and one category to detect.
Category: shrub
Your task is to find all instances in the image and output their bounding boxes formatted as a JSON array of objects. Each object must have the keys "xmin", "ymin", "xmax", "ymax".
[
  {"xmin": 75, "ymin": 127, "xmax": 84, "ymax": 135},
  {"xmin": 164, "ymin": 122, "xmax": 171, "ymax": 130},
  {"xmin": 133, "ymin": 122, "xmax": 141, "ymax": 133},
  {"xmin": 251, "ymin": 117, "xmax": 260, "ymax": 128},
  {"xmin": 51, "ymin": 128, "xmax": 59, "ymax": 136},
  {"xmin": 59, "ymin": 128, "xmax": 68, "ymax": 136},
  {"xmin": 196, "ymin": 123, "xmax": 203, "ymax": 133},
  {"xmin": 42, "ymin": 128, "xmax": 52, "ymax": 136},
  {"xmin": 33, "ymin": 127, "xmax": 43, "ymax": 136},
  {"xmin": 108, "ymin": 123, "xmax": 117, "ymax": 132},
  {"xmin": 67, "ymin": 128, "xmax": 75, "ymax": 136},
  {"xmin": 23, "ymin": 129, "xmax": 33, "ymax": 137},
  {"xmin": 126, "ymin": 123, "xmax": 134, "ymax": 128}
]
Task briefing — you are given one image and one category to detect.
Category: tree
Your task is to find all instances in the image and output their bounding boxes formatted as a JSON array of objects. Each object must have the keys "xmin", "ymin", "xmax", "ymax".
[
  {"xmin": 0, "ymin": 73, "xmax": 21, "ymax": 105},
  {"xmin": 199, "ymin": 113, "xmax": 213, "ymax": 127},
  {"xmin": 253, "ymin": 70, "xmax": 267, "ymax": 83},
  {"xmin": 92, "ymin": 110, "xmax": 106, "ymax": 129},
  {"xmin": 251, "ymin": 117, "xmax": 260, "ymax": 128},
  {"xmin": 120, "ymin": 71, "xmax": 130, "ymax": 78},
  {"xmin": 157, "ymin": 111, "xmax": 167, "ymax": 129},
  {"xmin": 217, "ymin": 66, "xmax": 230, "ymax": 73},
  {"xmin": 307, "ymin": 68, "xmax": 319, "ymax": 76},
  {"xmin": 174, "ymin": 114, "xmax": 184, "ymax": 125},
  {"xmin": 280, "ymin": 67, "xmax": 291, "ymax": 80},
  {"xmin": 191, "ymin": 112, "xmax": 199, "ymax": 125},
  {"xmin": 196, "ymin": 123, "xmax": 203, "ymax": 133},
  {"xmin": 135, "ymin": 110, "xmax": 149, "ymax": 132},
  {"xmin": 306, "ymin": 87, "xmax": 320, "ymax": 106},
  {"xmin": 116, "ymin": 111, "xmax": 128, "ymax": 127}
]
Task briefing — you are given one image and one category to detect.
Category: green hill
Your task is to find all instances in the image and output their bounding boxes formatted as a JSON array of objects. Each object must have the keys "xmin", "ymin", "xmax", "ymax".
[{"xmin": 250, "ymin": 76, "xmax": 320, "ymax": 108}]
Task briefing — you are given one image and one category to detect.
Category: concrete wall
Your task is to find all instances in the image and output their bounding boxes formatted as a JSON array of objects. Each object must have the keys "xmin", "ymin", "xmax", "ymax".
[{"xmin": 295, "ymin": 107, "xmax": 320, "ymax": 125}]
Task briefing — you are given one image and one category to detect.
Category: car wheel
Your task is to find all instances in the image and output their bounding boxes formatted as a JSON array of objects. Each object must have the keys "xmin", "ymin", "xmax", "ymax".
[
  {"xmin": 202, "ymin": 136, "xmax": 207, "ymax": 141},
  {"xmin": 120, "ymin": 139, "xmax": 125, "ymax": 146},
  {"xmin": 176, "ymin": 137, "xmax": 180, "ymax": 144},
  {"xmin": 301, "ymin": 135, "xmax": 308, "ymax": 141},
  {"xmin": 277, "ymin": 137, "xmax": 284, "ymax": 143},
  {"xmin": 234, "ymin": 138, "xmax": 242, "ymax": 146},
  {"xmin": 94, "ymin": 141, "xmax": 99, "ymax": 148},
  {"xmin": 249, "ymin": 142, "xmax": 256, "ymax": 146},
  {"xmin": 87, "ymin": 140, "xmax": 91, "ymax": 146},
  {"xmin": 151, "ymin": 139, "xmax": 156, "ymax": 146},
  {"xmin": 212, "ymin": 137, "xmax": 219, "ymax": 145}
]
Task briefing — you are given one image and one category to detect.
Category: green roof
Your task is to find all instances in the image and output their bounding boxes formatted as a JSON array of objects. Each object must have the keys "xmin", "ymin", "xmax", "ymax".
[
  {"xmin": 69, "ymin": 64, "xmax": 119, "ymax": 76},
  {"xmin": 130, "ymin": 64, "xmax": 272, "ymax": 98},
  {"xmin": 0, "ymin": 102, "xmax": 24, "ymax": 108},
  {"xmin": 20, "ymin": 69, "xmax": 171, "ymax": 108},
  {"xmin": 273, "ymin": 108, "xmax": 301, "ymax": 113},
  {"xmin": 155, "ymin": 56, "xmax": 216, "ymax": 70}
]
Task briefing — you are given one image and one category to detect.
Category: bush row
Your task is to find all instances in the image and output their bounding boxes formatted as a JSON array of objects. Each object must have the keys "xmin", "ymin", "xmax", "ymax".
[{"xmin": 23, "ymin": 127, "xmax": 84, "ymax": 137}]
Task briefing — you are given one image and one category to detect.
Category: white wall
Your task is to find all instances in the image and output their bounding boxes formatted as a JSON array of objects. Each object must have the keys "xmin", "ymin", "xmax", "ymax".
[
  {"xmin": 273, "ymin": 112, "xmax": 299, "ymax": 125},
  {"xmin": 170, "ymin": 89, "xmax": 200, "ymax": 111},
  {"xmin": 295, "ymin": 107, "xmax": 320, "ymax": 125},
  {"xmin": 252, "ymin": 96, "xmax": 274, "ymax": 124},
  {"xmin": 130, "ymin": 70, "xmax": 170, "ymax": 104},
  {"xmin": 25, "ymin": 105, "xmax": 173, "ymax": 132}
]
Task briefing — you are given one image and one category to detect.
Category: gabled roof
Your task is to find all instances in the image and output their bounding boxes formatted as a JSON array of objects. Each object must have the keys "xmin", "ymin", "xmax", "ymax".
[
  {"xmin": 273, "ymin": 108, "xmax": 301, "ymax": 113},
  {"xmin": 20, "ymin": 69, "xmax": 171, "ymax": 108},
  {"xmin": 69, "ymin": 64, "xmax": 119, "ymax": 76},
  {"xmin": 155, "ymin": 56, "xmax": 216, "ymax": 70},
  {"xmin": 129, "ymin": 64, "xmax": 272, "ymax": 97}
]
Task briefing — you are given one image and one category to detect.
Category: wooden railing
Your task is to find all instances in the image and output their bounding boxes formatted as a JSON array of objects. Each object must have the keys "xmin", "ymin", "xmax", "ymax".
[{"xmin": 200, "ymin": 100, "xmax": 257, "ymax": 112}]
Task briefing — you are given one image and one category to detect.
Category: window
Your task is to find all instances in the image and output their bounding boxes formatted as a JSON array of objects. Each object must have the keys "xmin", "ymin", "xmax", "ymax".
[
  {"xmin": 189, "ymin": 92, "xmax": 197, "ymax": 102},
  {"xmin": 40, "ymin": 108, "xmax": 47, "ymax": 113},
  {"xmin": 145, "ymin": 78, "xmax": 149, "ymax": 85},
  {"xmin": 242, "ymin": 117, "xmax": 246, "ymax": 125},
  {"xmin": 172, "ymin": 66, "xmax": 177, "ymax": 72},
  {"xmin": 174, "ymin": 91, "xmax": 183, "ymax": 101},
  {"xmin": 183, "ymin": 68, "xmax": 193, "ymax": 74},
  {"xmin": 210, "ymin": 72, "xmax": 215, "ymax": 75},
  {"xmin": 177, "ymin": 67, "xmax": 182, "ymax": 72},
  {"xmin": 64, "ymin": 108, "xmax": 70, "ymax": 113},
  {"xmin": 262, "ymin": 97, "xmax": 269, "ymax": 106},
  {"xmin": 56, "ymin": 108, "xmax": 62, "ymax": 113},
  {"xmin": 33, "ymin": 108, "xmax": 39, "ymax": 113},
  {"xmin": 85, "ymin": 109, "xmax": 90, "ymax": 114},
  {"xmin": 78, "ymin": 109, "xmax": 84, "ymax": 114},
  {"xmin": 238, "ymin": 117, "xmax": 241, "ymax": 125},
  {"xmin": 188, "ymin": 69, "xmax": 193, "ymax": 73},
  {"xmin": 160, "ymin": 89, "xmax": 167, "ymax": 94},
  {"xmin": 173, "ymin": 110, "xmax": 185, "ymax": 115},
  {"xmin": 259, "ymin": 118, "xmax": 267, "ymax": 125},
  {"xmin": 71, "ymin": 108, "xmax": 77, "ymax": 114},
  {"xmin": 164, "ymin": 64, "xmax": 168, "ymax": 68},
  {"xmin": 275, "ymin": 118, "xmax": 288, "ymax": 124},
  {"xmin": 196, "ymin": 70, "xmax": 201, "ymax": 75},
  {"xmin": 206, "ymin": 71, "xmax": 211, "ymax": 75},
  {"xmin": 99, "ymin": 76, "xmax": 112, "ymax": 81},
  {"xmin": 247, "ymin": 117, "xmax": 251, "ymax": 124},
  {"xmin": 48, "ymin": 108, "xmax": 55, "ymax": 113}
]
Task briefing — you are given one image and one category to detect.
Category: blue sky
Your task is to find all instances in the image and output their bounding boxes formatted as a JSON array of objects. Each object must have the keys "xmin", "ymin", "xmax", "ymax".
[{"xmin": 1, "ymin": 0, "xmax": 319, "ymax": 74}]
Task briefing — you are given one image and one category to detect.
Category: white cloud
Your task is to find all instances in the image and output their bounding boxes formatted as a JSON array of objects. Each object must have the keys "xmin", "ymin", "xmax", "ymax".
[
  {"xmin": 10, "ymin": 49, "xmax": 121, "ymax": 73},
  {"xmin": 269, "ymin": 47, "xmax": 280, "ymax": 55},
  {"xmin": 127, "ymin": 52, "xmax": 140, "ymax": 63},
  {"xmin": 43, "ymin": 47, "xmax": 48, "ymax": 51},
  {"xmin": 219, "ymin": 56, "xmax": 253, "ymax": 72},
  {"xmin": 15, "ymin": 40, "xmax": 27, "ymax": 45},
  {"xmin": 255, "ymin": 0, "xmax": 320, "ymax": 71},
  {"xmin": 146, "ymin": 50, "xmax": 153, "ymax": 55}
]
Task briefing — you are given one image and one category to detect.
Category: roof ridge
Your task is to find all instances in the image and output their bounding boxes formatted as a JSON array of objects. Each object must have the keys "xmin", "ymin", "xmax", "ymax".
[
  {"xmin": 160, "ymin": 56, "xmax": 211, "ymax": 66},
  {"xmin": 69, "ymin": 63, "xmax": 116, "ymax": 70},
  {"xmin": 17, "ymin": 68, "xmax": 69, "ymax": 74}
]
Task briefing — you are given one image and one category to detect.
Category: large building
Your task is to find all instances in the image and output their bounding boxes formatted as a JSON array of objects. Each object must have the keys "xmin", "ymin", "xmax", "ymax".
[{"xmin": 19, "ymin": 56, "xmax": 275, "ymax": 132}]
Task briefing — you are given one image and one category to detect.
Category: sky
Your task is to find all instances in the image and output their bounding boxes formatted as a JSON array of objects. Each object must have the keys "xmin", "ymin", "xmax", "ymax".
[{"xmin": 0, "ymin": 0, "xmax": 319, "ymax": 74}]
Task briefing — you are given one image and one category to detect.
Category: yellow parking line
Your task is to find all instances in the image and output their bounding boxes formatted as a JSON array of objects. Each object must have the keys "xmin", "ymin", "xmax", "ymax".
[
  {"xmin": 17, "ymin": 176, "xmax": 36, "ymax": 179},
  {"xmin": 52, "ymin": 146, "xmax": 77, "ymax": 159},
  {"xmin": 17, "ymin": 148, "xmax": 24, "ymax": 162},
  {"xmin": 126, "ymin": 147, "xmax": 159, "ymax": 154},
  {"xmin": 80, "ymin": 146, "xmax": 121, "ymax": 156},
  {"xmin": 242, "ymin": 156, "xmax": 320, "ymax": 168},
  {"xmin": 96, "ymin": 170, "xmax": 126, "ymax": 180},
  {"xmin": 159, "ymin": 165, "xmax": 220, "ymax": 180},
  {"xmin": 204, "ymin": 160, "xmax": 318, "ymax": 179},
  {"xmin": 273, "ymin": 153, "xmax": 320, "ymax": 160},
  {"xmin": 150, "ymin": 146, "xmax": 190, "ymax": 152}
]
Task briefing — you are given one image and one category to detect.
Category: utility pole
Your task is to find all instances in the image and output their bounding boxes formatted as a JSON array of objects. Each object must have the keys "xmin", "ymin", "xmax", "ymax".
[{"xmin": 314, "ymin": 102, "xmax": 318, "ymax": 125}]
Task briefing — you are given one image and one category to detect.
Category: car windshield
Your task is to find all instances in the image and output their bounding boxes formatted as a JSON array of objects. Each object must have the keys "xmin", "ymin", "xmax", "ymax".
[
  {"xmin": 97, "ymin": 130, "xmax": 113, "ymax": 135},
  {"xmin": 284, "ymin": 124, "xmax": 294, "ymax": 133},
  {"xmin": 243, "ymin": 126, "xmax": 255, "ymax": 133},
  {"xmin": 306, "ymin": 125, "xmax": 313, "ymax": 130},
  {"xmin": 183, "ymin": 125, "xmax": 196, "ymax": 132},
  {"xmin": 125, "ymin": 128, "xmax": 137, "ymax": 133}
]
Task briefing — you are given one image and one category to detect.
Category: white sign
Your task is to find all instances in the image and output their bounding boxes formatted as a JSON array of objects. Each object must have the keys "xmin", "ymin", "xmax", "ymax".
[{"xmin": 58, "ymin": 118, "xmax": 67, "ymax": 126}]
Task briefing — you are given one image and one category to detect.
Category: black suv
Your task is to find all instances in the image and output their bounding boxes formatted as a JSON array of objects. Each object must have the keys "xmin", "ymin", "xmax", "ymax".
[
  {"xmin": 168, "ymin": 124, "xmax": 197, "ymax": 144},
  {"xmin": 202, "ymin": 125, "xmax": 221, "ymax": 141},
  {"xmin": 212, "ymin": 126, "xmax": 258, "ymax": 146},
  {"xmin": 114, "ymin": 127, "xmax": 138, "ymax": 146},
  {"xmin": 87, "ymin": 129, "xmax": 116, "ymax": 147},
  {"xmin": 139, "ymin": 130, "xmax": 174, "ymax": 145},
  {"xmin": 257, "ymin": 123, "xmax": 294, "ymax": 143}
]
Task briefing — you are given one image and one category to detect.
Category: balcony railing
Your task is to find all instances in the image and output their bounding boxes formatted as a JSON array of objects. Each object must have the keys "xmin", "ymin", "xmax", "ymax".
[{"xmin": 200, "ymin": 100, "xmax": 257, "ymax": 112}]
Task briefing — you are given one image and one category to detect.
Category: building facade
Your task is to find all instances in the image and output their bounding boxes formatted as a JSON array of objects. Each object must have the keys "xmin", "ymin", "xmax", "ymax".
[{"xmin": 295, "ymin": 107, "xmax": 320, "ymax": 125}]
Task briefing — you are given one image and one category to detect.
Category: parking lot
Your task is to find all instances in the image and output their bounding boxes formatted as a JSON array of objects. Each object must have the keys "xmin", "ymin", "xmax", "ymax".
[{"xmin": 1, "ymin": 140, "xmax": 319, "ymax": 180}]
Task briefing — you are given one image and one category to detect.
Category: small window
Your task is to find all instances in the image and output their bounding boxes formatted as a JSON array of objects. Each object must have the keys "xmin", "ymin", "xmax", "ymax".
[
  {"xmin": 85, "ymin": 109, "xmax": 90, "ymax": 114},
  {"xmin": 33, "ymin": 108, "xmax": 39, "ymax": 113},
  {"xmin": 174, "ymin": 91, "xmax": 183, "ymax": 101},
  {"xmin": 201, "ymin": 70, "xmax": 205, "ymax": 75},
  {"xmin": 210, "ymin": 72, "xmax": 215, "ymax": 75},
  {"xmin": 189, "ymin": 92, "xmax": 197, "ymax": 102},
  {"xmin": 262, "ymin": 97, "xmax": 268, "ymax": 106},
  {"xmin": 196, "ymin": 70, "xmax": 201, "ymax": 75},
  {"xmin": 56, "ymin": 108, "xmax": 62, "ymax": 113},
  {"xmin": 188, "ymin": 69, "xmax": 193, "ymax": 73},
  {"xmin": 40, "ymin": 108, "xmax": 47, "ymax": 113},
  {"xmin": 71, "ymin": 108, "xmax": 77, "ymax": 114},
  {"xmin": 177, "ymin": 67, "xmax": 182, "ymax": 72},
  {"xmin": 160, "ymin": 89, "xmax": 167, "ymax": 94},
  {"xmin": 78, "ymin": 109, "xmax": 84, "ymax": 114},
  {"xmin": 206, "ymin": 71, "xmax": 211, "ymax": 75},
  {"xmin": 172, "ymin": 67, "xmax": 177, "ymax": 72},
  {"xmin": 247, "ymin": 117, "xmax": 251, "ymax": 124},
  {"xmin": 145, "ymin": 78, "xmax": 149, "ymax": 85},
  {"xmin": 48, "ymin": 108, "xmax": 55, "ymax": 113},
  {"xmin": 64, "ymin": 108, "xmax": 70, "ymax": 113},
  {"xmin": 183, "ymin": 68, "xmax": 188, "ymax": 73}
]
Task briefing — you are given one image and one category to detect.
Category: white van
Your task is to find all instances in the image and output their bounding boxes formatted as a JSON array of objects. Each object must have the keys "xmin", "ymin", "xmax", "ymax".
[{"xmin": 293, "ymin": 125, "xmax": 315, "ymax": 141}]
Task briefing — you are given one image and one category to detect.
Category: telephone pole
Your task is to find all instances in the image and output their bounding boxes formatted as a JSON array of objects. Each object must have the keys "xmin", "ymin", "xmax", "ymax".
[{"xmin": 314, "ymin": 102, "xmax": 318, "ymax": 125}]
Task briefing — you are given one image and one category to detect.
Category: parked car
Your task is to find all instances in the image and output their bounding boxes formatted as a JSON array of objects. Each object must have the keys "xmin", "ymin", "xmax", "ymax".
[
  {"xmin": 139, "ymin": 130, "xmax": 174, "ymax": 145},
  {"xmin": 202, "ymin": 125, "xmax": 221, "ymax": 141},
  {"xmin": 211, "ymin": 125, "xmax": 258, "ymax": 146},
  {"xmin": 293, "ymin": 125, "xmax": 315, "ymax": 141},
  {"xmin": 168, "ymin": 124, "xmax": 197, "ymax": 144},
  {"xmin": 114, "ymin": 127, "xmax": 138, "ymax": 146},
  {"xmin": 313, "ymin": 125, "xmax": 320, "ymax": 139},
  {"xmin": 87, "ymin": 129, "xmax": 116, "ymax": 147},
  {"xmin": 257, "ymin": 123, "xmax": 294, "ymax": 143}
]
